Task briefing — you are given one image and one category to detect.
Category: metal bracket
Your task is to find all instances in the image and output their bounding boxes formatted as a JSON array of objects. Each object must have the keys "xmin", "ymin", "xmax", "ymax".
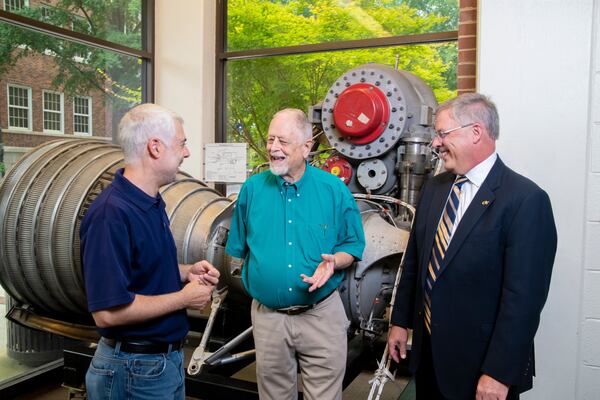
[
  {"xmin": 204, "ymin": 326, "xmax": 254, "ymax": 367},
  {"xmin": 187, "ymin": 286, "xmax": 228, "ymax": 375}
]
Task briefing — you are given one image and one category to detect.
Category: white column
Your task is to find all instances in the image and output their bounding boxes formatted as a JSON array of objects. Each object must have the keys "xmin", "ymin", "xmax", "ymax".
[{"xmin": 154, "ymin": 0, "xmax": 217, "ymax": 180}]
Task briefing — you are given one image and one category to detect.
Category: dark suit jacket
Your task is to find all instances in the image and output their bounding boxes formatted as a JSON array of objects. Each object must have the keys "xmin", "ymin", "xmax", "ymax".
[{"xmin": 391, "ymin": 157, "xmax": 557, "ymax": 400}]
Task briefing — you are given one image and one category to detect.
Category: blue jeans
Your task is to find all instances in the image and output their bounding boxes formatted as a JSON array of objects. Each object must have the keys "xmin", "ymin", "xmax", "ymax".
[{"xmin": 85, "ymin": 339, "xmax": 185, "ymax": 400}]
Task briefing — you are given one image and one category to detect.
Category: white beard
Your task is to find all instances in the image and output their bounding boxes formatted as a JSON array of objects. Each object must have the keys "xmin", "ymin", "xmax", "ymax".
[{"xmin": 269, "ymin": 161, "xmax": 288, "ymax": 176}]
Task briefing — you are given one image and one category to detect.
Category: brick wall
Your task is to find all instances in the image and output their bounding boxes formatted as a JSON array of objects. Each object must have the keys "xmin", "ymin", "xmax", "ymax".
[
  {"xmin": 458, "ymin": 0, "xmax": 477, "ymax": 94},
  {"xmin": 0, "ymin": 52, "xmax": 110, "ymax": 147}
]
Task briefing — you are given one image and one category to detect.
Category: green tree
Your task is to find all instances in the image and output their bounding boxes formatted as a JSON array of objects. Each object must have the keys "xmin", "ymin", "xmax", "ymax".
[
  {"xmin": 226, "ymin": 0, "xmax": 457, "ymax": 168},
  {"xmin": 403, "ymin": 0, "xmax": 459, "ymax": 29},
  {"xmin": 374, "ymin": 0, "xmax": 459, "ymax": 87},
  {"xmin": 0, "ymin": 0, "xmax": 142, "ymax": 104}
]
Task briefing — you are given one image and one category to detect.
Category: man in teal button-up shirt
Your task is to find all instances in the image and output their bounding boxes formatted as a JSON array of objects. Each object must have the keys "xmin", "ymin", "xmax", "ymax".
[{"xmin": 226, "ymin": 108, "xmax": 365, "ymax": 400}]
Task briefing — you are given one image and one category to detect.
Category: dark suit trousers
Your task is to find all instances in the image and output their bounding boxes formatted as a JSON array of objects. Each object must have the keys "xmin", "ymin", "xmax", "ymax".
[
  {"xmin": 416, "ymin": 330, "xmax": 446, "ymax": 400},
  {"xmin": 416, "ymin": 329, "xmax": 520, "ymax": 400}
]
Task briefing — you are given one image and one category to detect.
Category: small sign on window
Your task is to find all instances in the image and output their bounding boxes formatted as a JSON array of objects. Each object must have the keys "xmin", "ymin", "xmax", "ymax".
[{"xmin": 203, "ymin": 143, "xmax": 247, "ymax": 183}]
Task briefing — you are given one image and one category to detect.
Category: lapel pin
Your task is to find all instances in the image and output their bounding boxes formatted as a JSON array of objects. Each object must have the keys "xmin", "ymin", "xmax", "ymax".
[{"xmin": 482, "ymin": 200, "xmax": 490, "ymax": 206}]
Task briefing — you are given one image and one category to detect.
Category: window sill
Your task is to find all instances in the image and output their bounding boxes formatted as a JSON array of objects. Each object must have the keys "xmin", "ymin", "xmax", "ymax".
[{"xmin": 3, "ymin": 129, "xmax": 110, "ymax": 141}]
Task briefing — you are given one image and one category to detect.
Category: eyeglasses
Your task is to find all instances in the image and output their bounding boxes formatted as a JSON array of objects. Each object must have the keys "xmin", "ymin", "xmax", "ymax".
[{"xmin": 434, "ymin": 123, "xmax": 475, "ymax": 139}]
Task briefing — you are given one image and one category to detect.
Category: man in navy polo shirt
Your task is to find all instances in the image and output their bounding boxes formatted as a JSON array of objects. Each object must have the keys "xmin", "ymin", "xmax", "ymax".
[
  {"xmin": 226, "ymin": 108, "xmax": 365, "ymax": 400},
  {"xmin": 81, "ymin": 103, "xmax": 220, "ymax": 400}
]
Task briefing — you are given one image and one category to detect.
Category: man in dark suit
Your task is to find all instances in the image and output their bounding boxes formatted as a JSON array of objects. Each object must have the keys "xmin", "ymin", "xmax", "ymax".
[{"xmin": 388, "ymin": 93, "xmax": 557, "ymax": 400}]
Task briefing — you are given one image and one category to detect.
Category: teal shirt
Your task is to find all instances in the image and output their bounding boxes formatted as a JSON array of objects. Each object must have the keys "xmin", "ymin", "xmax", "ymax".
[{"xmin": 225, "ymin": 165, "xmax": 365, "ymax": 309}]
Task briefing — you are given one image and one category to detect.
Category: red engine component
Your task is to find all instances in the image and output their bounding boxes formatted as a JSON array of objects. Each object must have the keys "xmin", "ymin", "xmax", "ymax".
[
  {"xmin": 332, "ymin": 83, "xmax": 390, "ymax": 145},
  {"xmin": 322, "ymin": 155, "xmax": 353, "ymax": 184}
]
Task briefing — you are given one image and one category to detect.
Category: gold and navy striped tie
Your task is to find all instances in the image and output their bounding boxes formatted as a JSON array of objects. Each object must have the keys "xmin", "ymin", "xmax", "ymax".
[{"xmin": 424, "ymin": 175, "xmax": 468, "ymax": 334}]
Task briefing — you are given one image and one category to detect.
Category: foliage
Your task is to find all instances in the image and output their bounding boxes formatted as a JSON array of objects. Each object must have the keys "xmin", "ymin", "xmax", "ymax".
[
  {"xmin": 0, "ymin": 161, "xmax": 4, "ymax": 175},
  {"xmin": 0, "ymin": 0, "xmax": 142, "ymax": 104},
  {"xmin": 226, "ymin": 0, "xmax": 458, "ymax": 168}
]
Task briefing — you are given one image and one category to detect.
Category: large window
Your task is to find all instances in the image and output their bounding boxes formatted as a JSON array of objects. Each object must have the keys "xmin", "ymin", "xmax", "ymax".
[
  {"xmin": 219, "ymin": 0, "xmax": 460, "ymax": 169},
  {"xmin": 73, "ymin": 95, "xmax": 92, "ymax": 135},
  {"xmin": 0, "ymin": 0, "xmax": 152, "ymax": 178},
  {"xmin": 5, "ymin": 0, "xmax": 143, "ymax": 50},
  {"xmin": 7, "ymin": 84, "xmax": 32, "ymax": 130},
  {"xmin": 0, "ymin": 0, "xmax": 153, "ymax": 389},
  {"xmin": 226, "ymin": 0, "xmax": 458, "ymax": 51},
  {"xmin": 42, "ymin": 90, "xmax": 64, "ymax": 133},
  {"xmin": 0, "ymin": 21, "xmax": 146, "ymax": 139}
]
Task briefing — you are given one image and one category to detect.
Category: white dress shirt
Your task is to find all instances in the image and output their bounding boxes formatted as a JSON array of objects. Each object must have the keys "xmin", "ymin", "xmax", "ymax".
[{"xmin": 449, "ymin": 151, "xmax": 497, "ymax": 238}]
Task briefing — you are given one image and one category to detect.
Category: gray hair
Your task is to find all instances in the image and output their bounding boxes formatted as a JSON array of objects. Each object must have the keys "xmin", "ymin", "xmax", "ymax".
[
  {"xmin": 118, "ymin": 103, "xmax": 184, "ymax": 163},
  {"xmin": 437, "ymin": 93, "xmax": 500, "ymax": 139},
  {"xmin": 271, "ymin": 108, "xmax": 312, "ymax": 142}
]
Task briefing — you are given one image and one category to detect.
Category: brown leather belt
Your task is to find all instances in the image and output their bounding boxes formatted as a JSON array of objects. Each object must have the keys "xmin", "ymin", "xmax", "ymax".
[
  {"xmin": 101, "ymin": 337, "xmax": 183, "ymax": 354},
  {"xmin": 275, "ymin": 290, "xmax": 335, "ymax": 316}
]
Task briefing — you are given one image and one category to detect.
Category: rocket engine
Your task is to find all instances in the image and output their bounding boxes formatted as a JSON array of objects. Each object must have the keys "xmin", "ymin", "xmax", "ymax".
[
  {"xmin": 0, "ymin": 63, "xmax": 440, "ymax": 396},
  {"xmin": 311, "ymin": 64, "xmax": 439, "ymax": 336},
  {"xmin": 315, "ymin": 64, "xmax": 438, "ymax": 214}
]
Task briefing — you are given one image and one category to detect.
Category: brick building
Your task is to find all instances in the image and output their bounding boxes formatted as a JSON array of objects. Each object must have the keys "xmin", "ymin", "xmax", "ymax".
[{"xmin": 0, "ymin": 0, "xmax": 112, "ymax": 175}]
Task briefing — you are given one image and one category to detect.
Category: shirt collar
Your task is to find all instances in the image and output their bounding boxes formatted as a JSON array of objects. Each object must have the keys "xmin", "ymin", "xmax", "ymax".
[
  {"xmin": 112, "ymin": 168, "xmax": 163, "ymax": 211},
  {"xmin": 464, "ymin": 152, "xmax": 497, "ymax": 188}
]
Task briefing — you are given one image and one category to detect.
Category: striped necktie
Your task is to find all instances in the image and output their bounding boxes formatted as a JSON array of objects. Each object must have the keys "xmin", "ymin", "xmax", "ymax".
[{"xmin": 424, "ymin": 175, "xmax": 468, "ymax": 334}]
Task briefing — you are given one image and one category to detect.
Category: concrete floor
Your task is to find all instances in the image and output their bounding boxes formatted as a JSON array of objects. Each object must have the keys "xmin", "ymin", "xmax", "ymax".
[
  {"xmin": 4, "ymin": 376, "xmax": 411, "ymax": 400},
  {"xmin": 5, "ymin": 367, "xmax": 412, "ymax": 400}
]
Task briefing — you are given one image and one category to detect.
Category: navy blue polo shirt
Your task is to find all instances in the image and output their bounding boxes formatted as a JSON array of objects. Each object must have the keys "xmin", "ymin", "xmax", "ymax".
[
  {"xmin": 80, "ymin": 168, "xmax": 188, "ymax": 342},
  {"xmin": 226, "ymin": 165, "xmax": 365, "ymax": 309}
]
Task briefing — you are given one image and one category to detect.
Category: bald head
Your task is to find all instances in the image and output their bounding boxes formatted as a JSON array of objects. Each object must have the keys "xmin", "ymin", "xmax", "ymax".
[{"xmin": 270, "ymin": 108, "xmax": 312, "ymax": 143}]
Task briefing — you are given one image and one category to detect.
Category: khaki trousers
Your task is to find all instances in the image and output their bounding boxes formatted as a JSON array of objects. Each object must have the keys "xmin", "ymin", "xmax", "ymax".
[{"xmin": 251, "ymin": 290, "xmax": 349, "ymax": 400}]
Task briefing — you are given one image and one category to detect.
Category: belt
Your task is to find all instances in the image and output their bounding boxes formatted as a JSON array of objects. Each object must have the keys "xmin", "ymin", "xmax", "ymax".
[
  {"xmin": 101, "ymin": 337, "xmax": 183, "ymax": 354},
  {"xmin": 275, "ymin": 290, "xmax": 335, "ymax": 316}
]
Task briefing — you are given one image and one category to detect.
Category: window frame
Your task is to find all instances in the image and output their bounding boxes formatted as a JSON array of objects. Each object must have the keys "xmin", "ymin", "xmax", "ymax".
[
  {"xmin": 7, "ymin": 84, "xmax": 32, "ymax": 131},
  {"xmin": 40, "ymin": 4, "xmax": 52, "ymax": 19},
  {"xmin": 215, "ymin": 0, "xmax": 461, "ymax": 196},
  {"xmin": 42, "ymin": 89, "xmax": 64, "ymax": 134},
  {"xmin": 215, "ymin": 0, "xmax": 459, "ymax": 146},
  {"xmin": 3, "ymin": 0, "xmax": 29, "ymax": 12},
  {"xmin": 72, "ymin": 95, "xmax": 93, "ymax": 136},
  {"xmin": 0, "ymin": 0, "xmax": 155, "ymax": 105}
]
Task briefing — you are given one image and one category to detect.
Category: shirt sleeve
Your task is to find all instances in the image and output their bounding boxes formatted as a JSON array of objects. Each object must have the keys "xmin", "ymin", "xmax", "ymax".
[
  {"xmin": 333, "ymin": 185, "xmax": 365, "ymax": 261},
  {"xmin": 225, "ymin": 182, "xmax": 249, "ymax": 259},
  {"xmin": 81, "ymin": 206, "xmax": 135, "ymax": 312}
]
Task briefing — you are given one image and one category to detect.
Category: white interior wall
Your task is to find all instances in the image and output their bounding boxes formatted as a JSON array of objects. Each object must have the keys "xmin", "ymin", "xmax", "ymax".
[
  {"xmin": 479, "ymin": 1, "xmax": 595, "ymax": 399},
  {"xmin": 580, "ymin": 1, "xmax": 600, "ymax": 399},
  {"xmin": 154, "ymin": 0, "xmax": 215, "ymax": 179}
]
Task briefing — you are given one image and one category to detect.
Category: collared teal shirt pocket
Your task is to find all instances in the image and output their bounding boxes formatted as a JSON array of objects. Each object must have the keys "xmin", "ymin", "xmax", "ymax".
[{"xmin": 301, "ymin": 222, "xmax": 336, "ymax": 257}]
